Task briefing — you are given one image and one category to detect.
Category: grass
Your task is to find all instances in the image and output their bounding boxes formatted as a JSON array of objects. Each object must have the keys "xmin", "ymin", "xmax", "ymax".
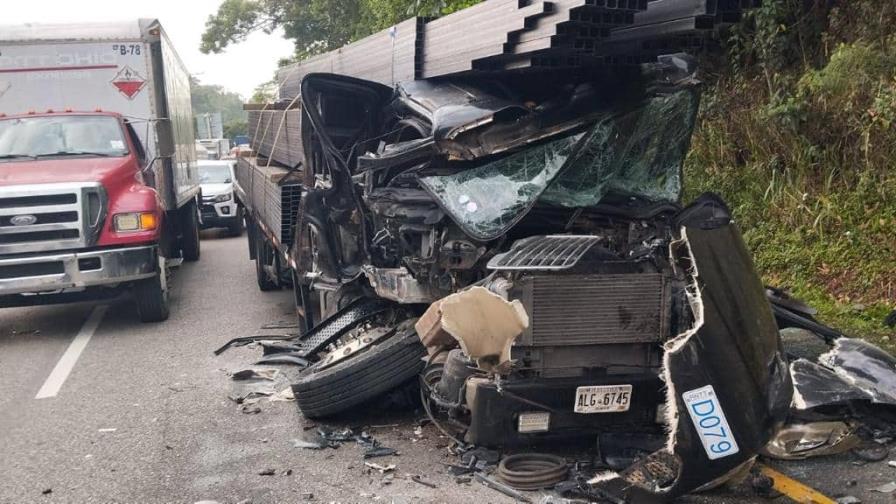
[{"xmin": 683, "ymin": 35, "xmax": 896, "ymax": 350}]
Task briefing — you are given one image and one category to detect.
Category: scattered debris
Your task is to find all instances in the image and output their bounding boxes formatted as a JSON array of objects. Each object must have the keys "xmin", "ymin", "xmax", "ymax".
[
  {"xmin": 364, "ymin": 462, "xmax": 395, "ymax": 473},
  {"xmin": 475, "ymin": 472, "xmax": 533, "ymax": 503},
  {"xmin": 871, "ymin": 482, "xmax": 896, "ymax": 494},
  {"xmin": 363, "ymin": 445, "xmax": 397, "ymax": 459},
  {"xmin": 231, "ymin": 368, "xmax": 279, "ymax": 381},
  {"xmin": 228, "ymin": 367, "xmax": 290, "ymax": 404},
  {"xmin": 282, "ymin": 469, "xmax": 293, "ymax": 476},
  {"xmin": 836, "ymin": 497, "xmax": 861, "ymax": 504},
  {"xmin": 292, "ymin": 430, "xmax": 335, "ymax": 450},
  {"xmin": 269, "ymin": 387, "xmax": 295, "ymax": 402},
  {"xmin": 240, "ymin": 405, "xmax": 261, "ymax": 415},
  {"xmin": 257, "ymin": 468, "xmax": 276, "ymax": 476},
  {"xmin": 41, "ymin": 489, "xmax": 51, "ymax": 495},
  {"xmin": 97, "ymin": 428, "xmax": 117, "ymax": 433},
  {"xmin": 409, "ymin": 474, "xmax": 437, "ymax": 488},
  {"xmin": 301, "ymin": 492, "xmax": 314, "ymax": 501}
]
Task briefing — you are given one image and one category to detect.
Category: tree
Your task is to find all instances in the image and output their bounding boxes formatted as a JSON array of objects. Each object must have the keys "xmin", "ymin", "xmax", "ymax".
[
  {"xmin": 201, "ymin": 0, "xmax": 480, "ymax": 58},
  {"xmin": 190, "ymin": 77, "xmax": 248, "ymax": 139}
]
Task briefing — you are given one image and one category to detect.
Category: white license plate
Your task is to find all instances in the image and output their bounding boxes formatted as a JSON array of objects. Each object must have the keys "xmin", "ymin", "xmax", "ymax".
[
  {"xmin": 682, "ymin": 385, "xmax": 740, "ymax": 460},
  {"xmin": 574, "ymin": 385, "xmax": 632, "ymax": 413}
]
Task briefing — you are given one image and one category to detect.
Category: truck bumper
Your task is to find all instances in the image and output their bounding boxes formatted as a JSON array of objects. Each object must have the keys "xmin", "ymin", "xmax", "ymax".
[
  {"xmin": 0, "ymin": 246, "xmax": 158, "ymax": 296},
  {"xmin": 464, "ymin": 374, "xmax": 665, "ymax": 447},
  {"xmin": 201, "ymin": 201, "xmax": 239, "ymax": 229}
]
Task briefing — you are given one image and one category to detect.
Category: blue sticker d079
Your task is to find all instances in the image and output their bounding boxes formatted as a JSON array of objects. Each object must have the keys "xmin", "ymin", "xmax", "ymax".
[{"xmin": 682, "ymin": 385, "xmax": 740, "ymax": 460}]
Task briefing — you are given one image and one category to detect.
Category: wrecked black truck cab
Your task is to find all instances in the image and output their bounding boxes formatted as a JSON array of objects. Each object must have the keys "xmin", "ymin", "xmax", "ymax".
[{"xmin": 289, "ymin": 56, "xmax": 791, "ymax": 499}]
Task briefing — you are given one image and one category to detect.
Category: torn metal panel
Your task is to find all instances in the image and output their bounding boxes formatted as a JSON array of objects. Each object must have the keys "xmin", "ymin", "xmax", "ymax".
[
  {"xmin": 790, "ymin": 359, "xmax": 872, "ymax": 410},
  {"xmin": 790, "ymin": 337, "xmax": 896, "ymax": 411},
  {"xmin": 820, "ymin": 338, "xmax": 896, "ymax": 405},
  {"xmin": 763, "ymin": 422, "xmax": 861, "ymax": 460},
  {"xmin": 590, "ymin": 198, "xmax": 792, "ymax": 501}
]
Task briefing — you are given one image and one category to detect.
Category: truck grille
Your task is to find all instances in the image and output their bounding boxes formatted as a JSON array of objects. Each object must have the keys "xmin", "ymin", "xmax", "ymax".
[
  {"xmin": 0, "ymin": 183, "xmax": 105, "ymax": 255},
  {"xmin": 518, "ymin": 273, "xmax": 670, "ymax": 346}
]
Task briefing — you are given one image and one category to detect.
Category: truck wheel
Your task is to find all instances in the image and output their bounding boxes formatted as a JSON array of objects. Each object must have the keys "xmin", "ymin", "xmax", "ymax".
[
  {"xmin": 228, "ymin": 211, "xmax": 244, "ymax": 237},
  {"xmin": 134, "ymin": 262, "xmax": 169, "ymax": 323},
  {"xmin": 254, "ymin": 229, "xmax": 279, "ymax": 291},
  {"xmin": 180, "ymin": 200, "xmax": 201, "ymax": 262},
  {"xmin": 247, "ymin": 218, "xmax": 257, "ymax": 260},
  {"xmin": 292, "ymin": 319, "xmax": 426, "ymax": 418}
]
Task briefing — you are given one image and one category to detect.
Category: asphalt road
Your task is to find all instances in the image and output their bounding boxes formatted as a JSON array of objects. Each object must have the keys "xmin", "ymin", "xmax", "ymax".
[{"xmin": 1, "ymin": 231, "xmax": 893, "ymax": 504}]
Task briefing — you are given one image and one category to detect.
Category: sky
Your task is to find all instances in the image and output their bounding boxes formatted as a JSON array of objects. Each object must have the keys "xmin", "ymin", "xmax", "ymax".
[{"xmin": 2, "ymin": 0, "xmax": 295, "ymax": 99}]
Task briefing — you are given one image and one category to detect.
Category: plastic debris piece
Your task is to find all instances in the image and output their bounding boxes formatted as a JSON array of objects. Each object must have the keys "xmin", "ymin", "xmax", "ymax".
[
  {"xmin": 364, "ymin": 445, "xmax": 398, "ymax": 459},
  {"xmin": 872, "ymin": 482, "xmax": 896, "ymax": 494},
  {"xmin": 437, "ymin": 287, "xmax": 529, "ymax": 371},
  {"xmin": 269, "ymin": 387, "xmax": 295, "ymax": 402},
  {"xmin": 410, "ymin": 475, "xmax": 437, "ymax": 488},
  {"xmin": 364, "ymin": 462, "xmax": 395, "ymax": 473},
  {"xmin": 231, "ymin": 368, "xmax": 279, "ymax": 381},
  {"xmin": 292, "ymin": 431, "xmax": 334, "ymax": 450}
]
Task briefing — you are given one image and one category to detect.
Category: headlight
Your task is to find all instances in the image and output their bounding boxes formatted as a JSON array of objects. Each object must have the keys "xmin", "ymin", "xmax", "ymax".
[
  {"xmin": 113, "ymin": 212, "xmax": 158, "ymax": 232},
  {"xmin": 213, "ymin": 192, "xmax": 232, "ymax": 203}
]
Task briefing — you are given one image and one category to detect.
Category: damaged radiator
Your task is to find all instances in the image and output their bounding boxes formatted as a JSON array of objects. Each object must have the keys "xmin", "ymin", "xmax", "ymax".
[{"xmin": 517, "ymin": 273, "xmax": 670, "ymax": 346}]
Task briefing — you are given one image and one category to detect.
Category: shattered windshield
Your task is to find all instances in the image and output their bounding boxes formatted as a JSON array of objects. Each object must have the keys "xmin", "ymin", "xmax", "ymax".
[{"xmin": 418, "ymin": 89, "xmax": 699, "ymax": 240}]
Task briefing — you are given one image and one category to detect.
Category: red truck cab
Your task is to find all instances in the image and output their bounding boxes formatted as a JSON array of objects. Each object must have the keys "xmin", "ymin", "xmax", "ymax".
[{"xmin": 0, "ymin": 111, "xmax": 170, "ymax": 321}]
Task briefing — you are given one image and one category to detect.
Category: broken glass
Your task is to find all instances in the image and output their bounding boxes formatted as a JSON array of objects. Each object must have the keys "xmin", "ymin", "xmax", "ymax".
[
  {"xmin": 418, "ymin": 131, "xmax": 584, "ymax": 240},
  {"xmin": 419, "ymin": 89, "xmax": 699, "ymax": 241}
]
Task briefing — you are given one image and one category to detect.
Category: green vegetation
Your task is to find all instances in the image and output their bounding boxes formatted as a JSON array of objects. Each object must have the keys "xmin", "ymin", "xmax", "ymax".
[
  {"xmin": 190, "ymin": 77, "xmax": 248, "ymax": 139},
  {"xmin": 686, "ymin": 0, "xmax": 896, "ymax": 346}
]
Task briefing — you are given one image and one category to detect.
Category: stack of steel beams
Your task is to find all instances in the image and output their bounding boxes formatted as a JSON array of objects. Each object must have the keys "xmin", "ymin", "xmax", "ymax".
[
  {"xmin": 278, "ymin": 18, "xmax": 423, "ymax": 100},
  {"xmin": 270, "ymin": 0, "xmax": 758, "ymax": 98},
  {"xmin": 246, "ymin": 103, "xmax": 305, "ymax": 168},
  {"xmin": 235, "ymin": 157, "xmax": 303, "ymax": 247}
]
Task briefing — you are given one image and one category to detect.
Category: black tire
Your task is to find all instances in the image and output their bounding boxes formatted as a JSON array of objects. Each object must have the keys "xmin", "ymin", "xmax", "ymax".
[
  {"xmin": 254, "ymin": 229, "xmax": 279, "ymax": 291},
  {"xmin": 247, "ymin": 218, "xmax": 257, "ymax": 260},
  {"xmin": 228, "ymin": 216, "xmax": 244, "ymax": 237},
  {"xmin": 293, "ymin": 320, "xmax": 426, "ymax": 418},
  {"xmin": 180, "ymin": 200, "xmax": 201, "ymax": 262},
  {"xmin": 134, "ymin": 268, "xmax": 169, "ymax": 323}
]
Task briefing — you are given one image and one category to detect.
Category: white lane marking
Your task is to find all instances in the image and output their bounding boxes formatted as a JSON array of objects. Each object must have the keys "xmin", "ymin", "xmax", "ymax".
[{"xmin": 35, "ymin": 305, "xmax": 108, "ymax": 399}]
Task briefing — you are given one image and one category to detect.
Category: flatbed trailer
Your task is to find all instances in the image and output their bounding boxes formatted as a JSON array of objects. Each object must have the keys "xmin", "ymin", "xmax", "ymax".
[{"xmin": 233, "ymin": 155, "xmax": 304, "ymax": 308}]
